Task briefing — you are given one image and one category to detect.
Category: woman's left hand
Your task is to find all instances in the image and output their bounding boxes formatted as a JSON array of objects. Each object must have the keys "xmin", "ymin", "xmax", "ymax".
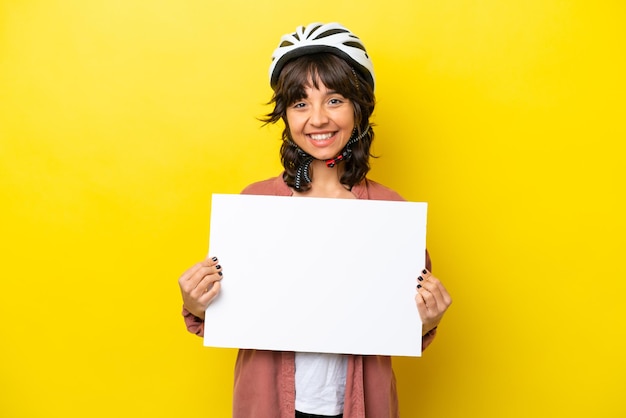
[{"xmin": 416, "ymin": 269, "xmax": 452, "ymax": 336}]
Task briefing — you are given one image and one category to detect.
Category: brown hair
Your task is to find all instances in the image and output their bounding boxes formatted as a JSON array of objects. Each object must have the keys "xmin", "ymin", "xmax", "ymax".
[{"xmin": 262, "ymin": 53, "xmax": 376, "ymax": 191}]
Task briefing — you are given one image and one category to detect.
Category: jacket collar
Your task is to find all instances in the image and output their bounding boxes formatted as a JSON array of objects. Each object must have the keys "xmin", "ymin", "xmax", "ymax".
[{"xmin": 274, "ymin": 172, "xmax": 369, "ymax": 199}]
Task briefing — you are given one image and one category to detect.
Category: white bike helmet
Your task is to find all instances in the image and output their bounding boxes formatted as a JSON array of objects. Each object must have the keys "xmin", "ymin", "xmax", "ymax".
[{"xmin": 269, "ymin": 22, "xmax": 375, "ymax": 91}]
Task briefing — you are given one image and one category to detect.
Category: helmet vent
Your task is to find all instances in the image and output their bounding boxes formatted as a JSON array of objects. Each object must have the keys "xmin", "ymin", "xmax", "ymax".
[
  {"xmin": 314, "ymin": 28, "xmax": 349, "ymax": 39},
  {"xmin": 307, "ymin": 24, "xmax": 323, "ymax": 35},
  {"xmin": 343, "ymin": 41, "xmax": 366, "ymax": 52}
]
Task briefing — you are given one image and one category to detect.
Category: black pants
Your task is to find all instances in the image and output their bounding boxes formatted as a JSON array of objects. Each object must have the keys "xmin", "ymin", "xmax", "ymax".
[{"xmin": 295, "ymin": 411, "xmax": 343, "ymax": 418}]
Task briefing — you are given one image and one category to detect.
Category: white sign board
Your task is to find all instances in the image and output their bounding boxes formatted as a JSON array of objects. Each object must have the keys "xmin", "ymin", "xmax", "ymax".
[{"xmin": 204, "ymin": 194, "xmax": 427, "ymax": 357}]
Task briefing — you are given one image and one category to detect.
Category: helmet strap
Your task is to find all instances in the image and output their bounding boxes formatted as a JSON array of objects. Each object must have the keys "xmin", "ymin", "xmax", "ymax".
[
  {"xmin": 288, "ymin": 126, "xmax": 370, "ymax": 190},
  {"xmin": 324, "ymin": 126, "xmax": 369, "ymax": 168}
]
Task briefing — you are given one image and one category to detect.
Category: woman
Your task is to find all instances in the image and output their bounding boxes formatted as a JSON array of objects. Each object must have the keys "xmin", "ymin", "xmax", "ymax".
[{"xmin": 178, "ymin": 22, "xmax": 452, "ymax": 418}]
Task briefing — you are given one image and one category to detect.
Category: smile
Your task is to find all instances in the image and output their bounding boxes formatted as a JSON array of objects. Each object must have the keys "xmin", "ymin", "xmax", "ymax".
[{"xmin": 308, "ymin": 132, "xmax": 335, "ymax": 141}]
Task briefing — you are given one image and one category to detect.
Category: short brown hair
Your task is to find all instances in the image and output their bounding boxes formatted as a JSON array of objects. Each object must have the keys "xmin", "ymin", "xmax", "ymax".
[{"xmin": 262, "ymin": 53, "xmax": 376, "ymax": 191}]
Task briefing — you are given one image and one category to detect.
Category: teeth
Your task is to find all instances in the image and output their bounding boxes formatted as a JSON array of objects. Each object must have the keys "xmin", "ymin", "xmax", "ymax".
[{"xmin": 309, "ymin": 133, "xmax": 333, "ymax": 141}]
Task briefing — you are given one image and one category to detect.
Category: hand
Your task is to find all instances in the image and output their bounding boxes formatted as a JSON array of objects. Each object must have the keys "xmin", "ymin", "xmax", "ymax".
[
  {"xmin": 415, "ymin": 269, "xmax": 452, "ymax": 336},
  {"xmin": 178, "ymin": 257, "xmax": 223, "ymax": 320}
]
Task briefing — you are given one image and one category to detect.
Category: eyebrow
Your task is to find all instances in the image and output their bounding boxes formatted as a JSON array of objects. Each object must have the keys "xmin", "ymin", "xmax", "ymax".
[{"xmin": 325, "ymin": 90, "xmax": 348, "ymax": 97}]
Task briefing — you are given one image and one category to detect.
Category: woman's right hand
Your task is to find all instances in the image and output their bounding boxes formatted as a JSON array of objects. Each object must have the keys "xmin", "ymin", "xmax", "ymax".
[{"xmin": 178, "ymin": 257, "xmax": 223, "ymax": 320}]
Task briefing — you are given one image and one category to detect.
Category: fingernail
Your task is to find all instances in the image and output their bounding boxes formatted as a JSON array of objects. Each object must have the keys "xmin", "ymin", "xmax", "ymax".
[
  {"xmin": 218, "ymin": 271, "xmax": 223, "ymax": 276},
  {"xmin": 422, "ymin": 269, "xmax": 428, "ymax": 275},
  {"xmin": 417, "ymin": 284, "xmax": 422, "ymax": 289},
  {"xmin": 212, "ymin": 256, "xmax": 218, "ymax": 262},
  {"xmin": 418, "ymin": 276, "xmax": 424, "ymax": 282},
  {"xmin": 216, "ymin": 265, "xmax": 221, "ymax": 270}
]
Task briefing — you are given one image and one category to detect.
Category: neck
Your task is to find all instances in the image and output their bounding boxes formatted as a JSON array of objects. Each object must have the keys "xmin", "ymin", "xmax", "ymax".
[{"xmin": 295, "ymin": 160, "xmax": 353, "ymax": 198}]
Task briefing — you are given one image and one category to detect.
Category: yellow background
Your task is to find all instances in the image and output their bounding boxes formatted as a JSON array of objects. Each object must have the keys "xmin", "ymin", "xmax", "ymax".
[{"xmin": 1, "ymin": 1, "xmax": 624, "ymax": 417}]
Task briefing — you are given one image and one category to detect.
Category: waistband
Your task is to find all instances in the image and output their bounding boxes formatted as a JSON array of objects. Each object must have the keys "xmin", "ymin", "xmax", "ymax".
[{"xmin": 295, "ymin": 411, "xmax": 343, "ymax": 418}]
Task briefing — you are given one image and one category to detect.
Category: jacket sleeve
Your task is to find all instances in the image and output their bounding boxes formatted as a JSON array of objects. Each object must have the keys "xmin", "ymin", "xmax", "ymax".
[
  {"xmin": 182, "ymin": 307, "xmax": 205, "ymax": 337},
  {"xmin": 421, "ymin": 327, "xmax": 438, "ymax": 351}
]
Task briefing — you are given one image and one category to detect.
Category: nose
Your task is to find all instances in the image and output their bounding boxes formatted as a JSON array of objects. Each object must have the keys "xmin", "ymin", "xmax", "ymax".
[{"xmin": 309, "ymin": 105, "xmax": 329, "ymax": 127}]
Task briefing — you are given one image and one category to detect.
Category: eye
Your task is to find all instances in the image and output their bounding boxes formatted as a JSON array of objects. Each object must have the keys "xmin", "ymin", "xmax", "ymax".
[
  {"xmin": 291, "ymin": 102, "xmax": 306, "ymax": 109},
  {"xmin": 328, "ymin": 96, "xmax": 347, "ymax": 105}
]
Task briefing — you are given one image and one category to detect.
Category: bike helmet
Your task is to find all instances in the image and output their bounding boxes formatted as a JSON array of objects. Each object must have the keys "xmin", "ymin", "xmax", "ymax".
[{"xmin": 269, "ymin": 22, "xmax": 375, "ymax": 91}]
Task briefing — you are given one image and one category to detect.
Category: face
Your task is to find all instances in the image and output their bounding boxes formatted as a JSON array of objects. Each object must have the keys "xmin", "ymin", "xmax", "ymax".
[{"xmin": 285, "ymin": 78, "xmax": 355, "ymax": 161}]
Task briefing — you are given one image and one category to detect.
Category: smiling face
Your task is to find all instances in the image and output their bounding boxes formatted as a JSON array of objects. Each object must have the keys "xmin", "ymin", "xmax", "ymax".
[
  {"xmin": 285, "ymin": 79, "xmax": 356, "ymax": 161},
  {"xmin": 264, "ymin": 52, "xmax": 377, "ymax": 191}
]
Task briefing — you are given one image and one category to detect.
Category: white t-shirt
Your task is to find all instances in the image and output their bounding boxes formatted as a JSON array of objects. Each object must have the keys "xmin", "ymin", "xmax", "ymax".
[{"xmin": 295, "ymin": 352, "xmax": 348, "ymax": 415}]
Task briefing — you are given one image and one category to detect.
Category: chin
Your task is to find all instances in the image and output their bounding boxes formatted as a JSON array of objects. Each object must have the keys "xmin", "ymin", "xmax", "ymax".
[{"xmin": 310, "ymin": 150, "xmax": 342, "ymax": 161}]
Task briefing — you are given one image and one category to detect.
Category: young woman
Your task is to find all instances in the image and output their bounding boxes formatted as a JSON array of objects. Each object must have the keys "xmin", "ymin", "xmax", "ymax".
[{"xmin": 178, "ymin": 22, "xmax": 452, "ymax": 418}]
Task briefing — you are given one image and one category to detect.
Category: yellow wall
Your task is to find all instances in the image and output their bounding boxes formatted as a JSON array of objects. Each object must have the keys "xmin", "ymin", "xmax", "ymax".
[{"xmin": 1, "ymin": 1, "xmax": 624, "ymax": 417}]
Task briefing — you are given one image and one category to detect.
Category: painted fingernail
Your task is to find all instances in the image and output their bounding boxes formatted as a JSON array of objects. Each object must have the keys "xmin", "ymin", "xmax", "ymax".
[
  {"xmin": 422, "ymin": 269, "xmax": 428, "ymax": 275},
  {"xmin": 212, "ymin": 256, "xmax": 218, "ymax": 262},
  {"xmin": 418, "ymin": 276, "xmax": 424, "ymax": 282},
  {"xmin": 215, "ymin": 265, "xmax": 221, "ymax": 270},
  {"xmin": 218, "ymin": 271, "xmax": 223, "ymax": 276},
  {"xmin": 417, "ymin": 284, "xmax": 422, "ymax": 289}
]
